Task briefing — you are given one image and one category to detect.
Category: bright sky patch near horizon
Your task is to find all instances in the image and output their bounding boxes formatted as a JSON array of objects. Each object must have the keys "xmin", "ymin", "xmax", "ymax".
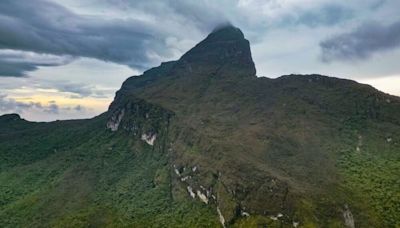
[{"xmin": 0, "ymin": 0, "xmax": 399, "ymax": 121}]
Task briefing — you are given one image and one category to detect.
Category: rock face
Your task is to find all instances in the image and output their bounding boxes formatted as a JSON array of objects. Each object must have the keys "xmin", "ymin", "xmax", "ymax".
[
  {"xmin": 106, "ymin": 109, "xmax": 124, "ymax": 131},
  {"xmin": 343, "ymin": 205, "xmax": 355, "ymax": 228},
  {"xmin": 106, "ymin": 96, "xmax": 173, "ymax": 147},
  {"xmin": 217, "ymin": 207, "xmax": 226, "ymax": 227},
  {"xmin": 141, "ymin": 133, "xmax": 156, "ymax": 146}
]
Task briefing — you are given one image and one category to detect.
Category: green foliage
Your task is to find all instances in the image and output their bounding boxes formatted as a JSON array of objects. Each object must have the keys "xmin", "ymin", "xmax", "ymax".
[
  {"xmin": 0, "ymin": 117, "xmax": 219, "ymax": 227},
  {"xmin": 336, "ymin": 121, "xmax": 400, "ymax": 227},
  {"xmin": 338, "ymin": 149, "xmax": 400, "ymax": 226}
]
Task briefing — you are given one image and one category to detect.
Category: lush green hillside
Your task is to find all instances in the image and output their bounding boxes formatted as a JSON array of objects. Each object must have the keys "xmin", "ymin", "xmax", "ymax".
[
  {"xmin": 0, "ymin": 111, "xmax": 219, "ymax": 227},
  {"xmin": 1, "ymin": 26, "xmax": 399, "ymax": 227}
]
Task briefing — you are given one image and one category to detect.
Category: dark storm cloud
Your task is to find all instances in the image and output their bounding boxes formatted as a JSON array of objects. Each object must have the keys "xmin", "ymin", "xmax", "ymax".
[
  {"xmin": 0, "ymin": 61, "xmax": 38, "ymax": 77},
  {"xmin": 0, "ymin": 50, "xmax": 74, "ymax": 77},
  {"xmin": 320, "ymin": 20, "xmax": 400, "ymax": 62},
  {"xmin": 0, "ymin": 0, "xmax": 178, "ymax": 76}
]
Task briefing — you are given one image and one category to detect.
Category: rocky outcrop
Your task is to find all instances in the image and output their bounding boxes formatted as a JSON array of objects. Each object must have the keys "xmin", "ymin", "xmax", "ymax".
[
  {"xmin": 141, "ymin": 133, "xmax": 157, "ymax": 146},
  {"xmin": 106, "ymin": 109, "xmax": 124, "ymax": 131},
  {"xmin": 106, "ymin": 96, "xmax": 173, "ymax": 147},
  {"xmin": 217, "ymin": 207, "xmax": 226, "ymax": 227},
  {"xmin": 343, "ymin": 204, "xmax": 355, "ymax": 228}
]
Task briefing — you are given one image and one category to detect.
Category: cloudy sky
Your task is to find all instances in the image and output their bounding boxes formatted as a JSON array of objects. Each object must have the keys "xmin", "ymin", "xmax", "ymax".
[{"xmin": 1, "ymin": 0, "xmax": 400, "ymax": 121}]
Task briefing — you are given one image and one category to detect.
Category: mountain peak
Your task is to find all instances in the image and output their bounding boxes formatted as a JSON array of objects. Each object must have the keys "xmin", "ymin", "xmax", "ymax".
[
  {"xmin": 209, "ymin": 24, "xmax": 245, "ymax": 41},
  {"xmin": 180, "ymin": 25, "xmax": 256, "ymax": 77}
]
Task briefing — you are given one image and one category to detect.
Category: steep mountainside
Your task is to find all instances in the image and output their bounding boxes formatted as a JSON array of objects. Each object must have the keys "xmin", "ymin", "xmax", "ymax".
[{"xmin": 1, "ymin": 26, "xmax": 399, "ymax": 227}]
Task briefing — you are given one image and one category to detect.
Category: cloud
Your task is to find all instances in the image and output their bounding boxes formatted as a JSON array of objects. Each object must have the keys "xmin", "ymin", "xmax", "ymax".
[
  {"xmin": 291, "ymin": 4, "xmax": 353, "ymax": 27},
  {"xmin": 39, "ymin": 80, "xmax": 105, "ymax": 98},
  {"xmin": 44, "ymin": 103, "xmax": 59, "ymax": 114},
  {"xmin": 0, "ymin": 93, "xmax": 86, "ymax": 115},
  {"xmin": 74, "ymin": 105, "xmax": 84, "ymax": 112},
  {"xmin": 0, "ymin": 0, "xmax": 365, "ymax": 78},
  {"xmin": 320, "ymin": 20, "xmax": 400, "ymax": 62},
  {"xmin": 0, "ymin": 62, "xmax": 39, "ymax": 77},
  {"xmin": 13, "ymin": 78, "xmax": 112, "ymax": 98},
  {"xmin": 0, "ymin": 0, "xmax": 182, "ymax": 76},
  {"xmin": 0, "ymin": 94, "xmax": 42, "ymax": 113},
  {"xmin": 0, "ymin": 49, "xmax": 74, "ymax": 77}
]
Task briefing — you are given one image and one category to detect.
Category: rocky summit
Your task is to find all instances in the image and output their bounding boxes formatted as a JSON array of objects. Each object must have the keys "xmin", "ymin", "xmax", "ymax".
[{"xmin": 1, "ymin": 25, "xmax": 399, "ymax": 227}]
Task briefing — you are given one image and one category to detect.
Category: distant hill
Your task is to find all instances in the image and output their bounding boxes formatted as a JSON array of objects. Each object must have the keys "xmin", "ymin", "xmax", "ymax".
[{"xmin": 1, "ymin": 25, "xmax": 399, "ymax": 227}]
